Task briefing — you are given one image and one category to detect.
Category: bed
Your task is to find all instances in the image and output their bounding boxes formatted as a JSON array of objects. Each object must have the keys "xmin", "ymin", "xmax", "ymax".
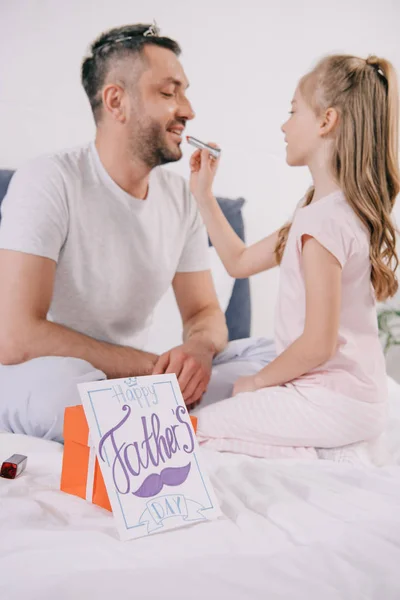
[
  {"xmin": 1, "ymin": 375, "xmax": 400, "ymax": 600},
  {"xmin": 1, "ymin": 169, "xmax": 400, "ymax": 599}
]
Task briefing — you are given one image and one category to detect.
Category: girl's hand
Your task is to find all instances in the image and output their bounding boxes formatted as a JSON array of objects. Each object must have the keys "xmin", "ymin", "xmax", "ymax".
[
  {"xmin": 189, "ymin": 143, "xmax": 220, "ymax": 201},
  {"xmin": 233, "ymin": 375, "xmax": 259, "ymax": 396}
]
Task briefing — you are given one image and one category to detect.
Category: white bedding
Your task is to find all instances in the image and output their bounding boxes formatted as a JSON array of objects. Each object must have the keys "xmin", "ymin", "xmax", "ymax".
[{"xmin": 1, "ymin": 378, "xmax": 400, "ymax": 600}]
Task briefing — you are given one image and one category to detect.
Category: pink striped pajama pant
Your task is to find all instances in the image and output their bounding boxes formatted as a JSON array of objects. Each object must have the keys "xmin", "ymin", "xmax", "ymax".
[{"xmin": 196, "ymin": 383, "xmax": 387, "ymax": 460}]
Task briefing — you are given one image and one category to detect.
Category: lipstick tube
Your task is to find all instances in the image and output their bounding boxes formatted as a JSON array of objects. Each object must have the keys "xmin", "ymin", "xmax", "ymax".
[
  {"xmin": 0, "ymin": 454, "xmax": 28, "ymax": 479},
  {"xmin": 186, "ymin": 136, "xmax": 221, "ymax": 159}
]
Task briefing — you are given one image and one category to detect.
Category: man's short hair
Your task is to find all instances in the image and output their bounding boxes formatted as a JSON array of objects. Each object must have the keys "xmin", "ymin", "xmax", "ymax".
[{"xmin": 81, "ymin": 24, "xmax": 181, "ymax": 123}]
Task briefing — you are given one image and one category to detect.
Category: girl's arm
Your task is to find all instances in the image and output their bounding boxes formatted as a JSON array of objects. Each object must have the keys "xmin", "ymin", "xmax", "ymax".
[
  {"xmin": 196, "ymin": 195, "xmax": 279, "ymax": 278},
  {"xmin": 235, "ymin": 235, "xmax": 342, "ymax": 394},
  {"xmin": 190, "ymin": 148, "xmax": 279, "ymax": 278}
]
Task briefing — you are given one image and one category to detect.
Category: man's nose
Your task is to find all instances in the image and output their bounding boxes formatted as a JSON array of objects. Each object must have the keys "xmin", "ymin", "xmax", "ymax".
[{"xmin": 178, "ymin": 97, "xmax": 195, "ymax": 121}]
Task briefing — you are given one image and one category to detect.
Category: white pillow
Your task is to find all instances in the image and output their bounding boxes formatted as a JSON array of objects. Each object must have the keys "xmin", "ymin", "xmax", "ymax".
[{"xmin": 144, "ymin": 248, "xmax": 235, "ymax": 354}]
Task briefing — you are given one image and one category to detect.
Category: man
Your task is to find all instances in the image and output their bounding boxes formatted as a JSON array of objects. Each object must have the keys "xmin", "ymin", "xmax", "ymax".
[{"xmin": 0, "ymin": 23, "xmax": 273, "ymax": 442}]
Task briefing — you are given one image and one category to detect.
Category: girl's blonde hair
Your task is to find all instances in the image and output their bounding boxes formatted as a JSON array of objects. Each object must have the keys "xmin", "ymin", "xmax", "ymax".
[{"xmin": 275, "ymin": 55, "xmax": 400, "ymax": 301}]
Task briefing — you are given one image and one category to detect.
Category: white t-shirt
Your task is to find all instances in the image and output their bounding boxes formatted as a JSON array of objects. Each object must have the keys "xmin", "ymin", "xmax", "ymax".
[{"xmin": 0, "ymin": 143, "xmax": 210, "ymax": 349}]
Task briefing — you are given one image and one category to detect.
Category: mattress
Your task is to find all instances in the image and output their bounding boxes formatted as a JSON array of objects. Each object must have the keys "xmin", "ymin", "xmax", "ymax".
[{"xmin": 1, "ymin": 377, "xmax": 400, "ymax": 600}]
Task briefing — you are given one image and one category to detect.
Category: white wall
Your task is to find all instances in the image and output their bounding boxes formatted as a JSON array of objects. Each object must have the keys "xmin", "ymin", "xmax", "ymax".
[{"xmin": 1, "ymin": 0, "xmax": 400, "ymax": 339}]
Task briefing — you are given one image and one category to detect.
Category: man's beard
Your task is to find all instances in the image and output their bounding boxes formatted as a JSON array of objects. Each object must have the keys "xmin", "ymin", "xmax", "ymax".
[{"xmin": 130, "ymin": 119, "xmax": 182, "ymax": 168}]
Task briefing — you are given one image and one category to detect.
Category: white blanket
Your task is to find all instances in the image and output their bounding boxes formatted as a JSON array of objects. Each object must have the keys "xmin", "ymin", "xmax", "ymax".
[{"xmin": 1, "ymin": 377, "xmax": 400, "ymax": 600}]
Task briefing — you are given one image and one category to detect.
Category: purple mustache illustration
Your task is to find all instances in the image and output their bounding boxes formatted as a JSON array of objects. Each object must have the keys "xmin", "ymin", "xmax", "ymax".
[{"xmin": 132, "ymin": 463, "xmax": 191, "ymax": 498}]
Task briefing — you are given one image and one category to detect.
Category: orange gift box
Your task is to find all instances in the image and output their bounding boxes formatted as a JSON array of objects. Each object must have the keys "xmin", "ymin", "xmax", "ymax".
[{"xmin": 60, "ymin": 405, "xmax": 198, "ymax": 512}]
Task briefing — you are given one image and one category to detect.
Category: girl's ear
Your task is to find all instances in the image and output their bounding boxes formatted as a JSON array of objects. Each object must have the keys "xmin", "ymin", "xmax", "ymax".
[{"xmin": 319, "ymin": 107, "xmax": 339, "ymax": 136}]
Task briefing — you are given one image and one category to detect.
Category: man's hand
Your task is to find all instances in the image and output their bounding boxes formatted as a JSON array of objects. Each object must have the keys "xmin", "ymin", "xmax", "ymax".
[
  {"xmin": 152, "ymin": 340, "xmax": 214, "ymax": 407},
  {"xmin": 233, "ymin": 374, "xmax": 259, "ymax": 396}
]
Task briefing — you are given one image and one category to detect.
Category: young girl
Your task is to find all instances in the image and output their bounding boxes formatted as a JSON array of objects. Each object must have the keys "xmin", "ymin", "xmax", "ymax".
[{"xmin": 189, "ymin": 55, "xmax": 400, "ymax": 459}]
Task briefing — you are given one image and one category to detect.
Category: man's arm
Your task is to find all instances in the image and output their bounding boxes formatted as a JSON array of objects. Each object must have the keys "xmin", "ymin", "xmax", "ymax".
[
  {"xmin": 176, "ymin": 270, "xmax": 228, "ymax": 354},
  {"xmin": 0, "ymin": 250, "xmax": 158, "ymax": 377},
  {"xmin": 153, "ymin": 270, "xmax": 228, "ymax": 405}
]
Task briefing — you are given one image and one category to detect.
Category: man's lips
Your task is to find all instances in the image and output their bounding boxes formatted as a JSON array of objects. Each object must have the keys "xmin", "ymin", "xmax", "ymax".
[{"xmin": 167, "ymin": 126, "xmax": 185, "ymax": 142}]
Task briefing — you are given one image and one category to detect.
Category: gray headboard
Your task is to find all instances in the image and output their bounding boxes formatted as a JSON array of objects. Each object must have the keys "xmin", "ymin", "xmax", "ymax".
[{"xmin": 0, "ymin": 169, "xmax": 251, "ymax": 340}]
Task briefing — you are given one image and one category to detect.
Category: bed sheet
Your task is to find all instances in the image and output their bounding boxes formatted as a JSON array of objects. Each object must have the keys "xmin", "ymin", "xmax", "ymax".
[{"xmin": 1, "ymin": 378, "xmax": 400, "ymax": 600}]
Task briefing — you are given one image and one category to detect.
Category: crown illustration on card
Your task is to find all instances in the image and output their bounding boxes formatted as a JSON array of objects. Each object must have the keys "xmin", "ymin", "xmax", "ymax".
[{"xmin": 124, "ymin": 377, "xmax": 139, "ymax": 387}]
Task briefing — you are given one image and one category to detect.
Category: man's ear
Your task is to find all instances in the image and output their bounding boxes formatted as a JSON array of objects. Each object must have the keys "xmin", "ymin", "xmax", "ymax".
[
  {"xmin": 102, "ymin": 84, "xmax": 127, "ymax": 123},
  {"xmin": 319, "ymin": 107, "xmax": 338, "ymax": 137}
]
